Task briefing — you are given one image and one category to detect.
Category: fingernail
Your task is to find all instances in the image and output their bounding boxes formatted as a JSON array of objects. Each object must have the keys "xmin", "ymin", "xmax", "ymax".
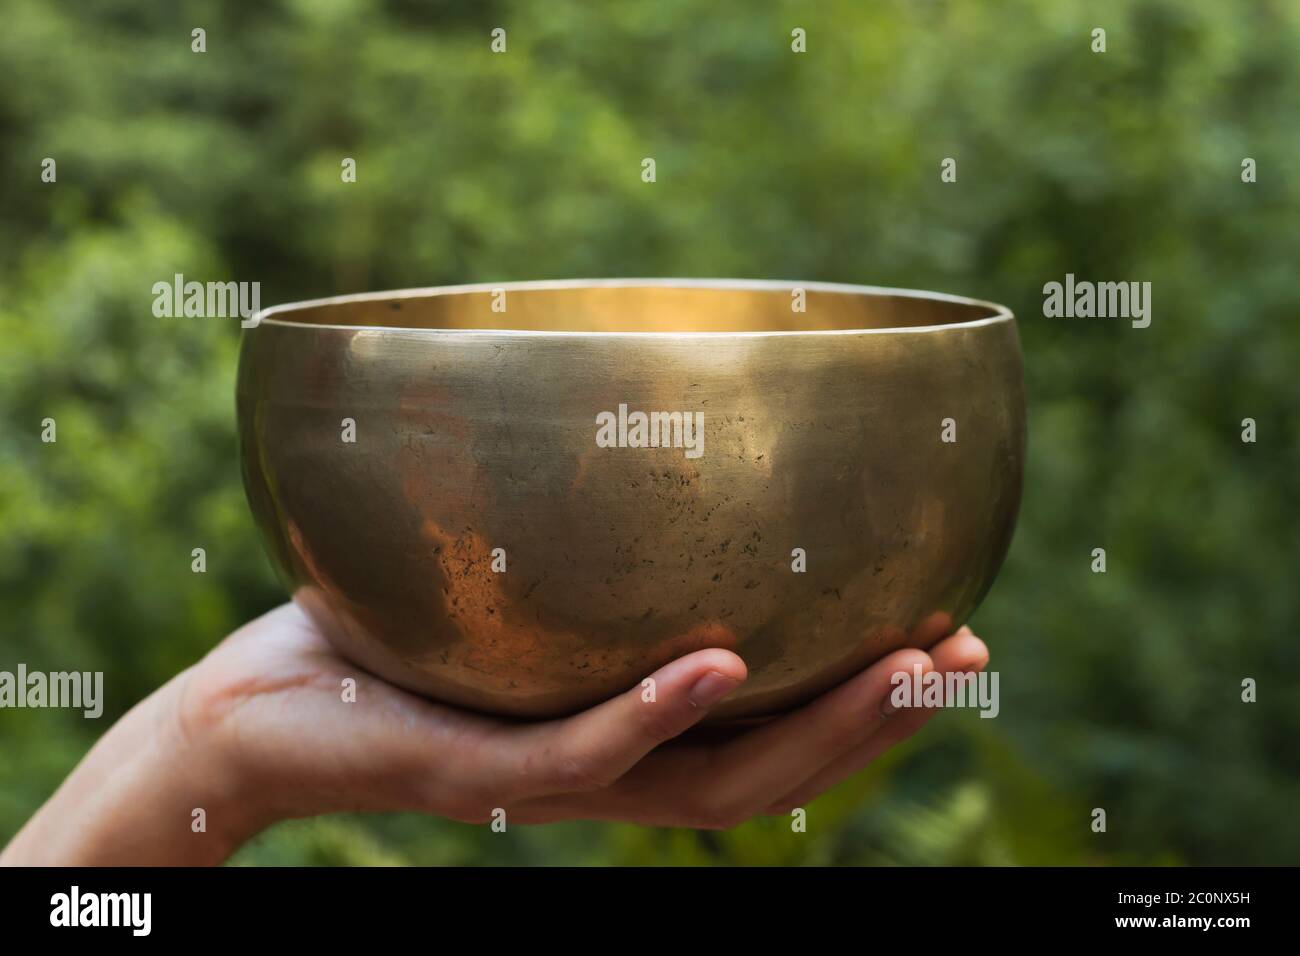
[
  {"xmin": 880, "ymin": 697, "xmax": 898, "ymax": 717},
  {"xmin": 688, "ymin": 671, "xmax": 741, "ymax": 708}
]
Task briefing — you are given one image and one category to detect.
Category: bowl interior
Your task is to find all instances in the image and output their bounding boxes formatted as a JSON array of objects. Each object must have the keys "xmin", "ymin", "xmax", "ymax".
[{"xmin": 260, "ymin": 281, "xmax": 1004, "ymax": 334}]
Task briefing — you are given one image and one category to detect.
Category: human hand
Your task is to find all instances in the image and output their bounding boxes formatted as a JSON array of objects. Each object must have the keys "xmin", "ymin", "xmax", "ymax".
[{"xmin": 1, "ymin": 602, "xmax": 989, "ymax": 865}]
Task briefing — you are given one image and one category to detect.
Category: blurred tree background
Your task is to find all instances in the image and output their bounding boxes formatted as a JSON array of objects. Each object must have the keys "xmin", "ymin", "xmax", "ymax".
[{"xmin": 2, "ymin": 0, "xmax": 1298, "ymax": 865}]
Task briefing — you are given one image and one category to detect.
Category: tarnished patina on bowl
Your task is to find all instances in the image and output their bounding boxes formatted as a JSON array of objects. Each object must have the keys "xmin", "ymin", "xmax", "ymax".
[{"xmin": 237, "ymin": 279, "xmax": 1024, "ymax": 720}]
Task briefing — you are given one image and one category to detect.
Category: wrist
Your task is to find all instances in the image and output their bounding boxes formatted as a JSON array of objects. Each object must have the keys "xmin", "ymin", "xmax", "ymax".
[
  {"xmin": 2, "ymin": 666, "xmax": 275, "ymax": 866},
  {"xmin": 159, "ymin": 663, "xmax": 281, "ymax": 863}
]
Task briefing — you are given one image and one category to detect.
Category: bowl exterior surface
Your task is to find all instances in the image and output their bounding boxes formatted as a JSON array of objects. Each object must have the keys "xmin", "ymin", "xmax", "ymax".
[{"xmin": 237, "ymin": 289, "xmax": 1024, "ymax": 719}]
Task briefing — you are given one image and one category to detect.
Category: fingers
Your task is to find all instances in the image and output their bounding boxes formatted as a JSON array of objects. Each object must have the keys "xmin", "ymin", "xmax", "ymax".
[
  {"xmin": 682, "ymin": 647, "xmax": 934, "ymax": 823},
  {"xmin": 468, "ymin": 627, "xmax": 989, "ymax": 831},
  {"xmin": 497, "ymin": 648, "xmax": 747, "ymax": 803},
  {"xmin": 762, "ymin": 627, "xmax": 989, "ymax": 813},
  {"xmin": 927, "ymin": 626, "xmax": 990, "ymax": 675},
  {"xmin": 510, "ymin": 646, "xmax": 935, "ymax": 829}
]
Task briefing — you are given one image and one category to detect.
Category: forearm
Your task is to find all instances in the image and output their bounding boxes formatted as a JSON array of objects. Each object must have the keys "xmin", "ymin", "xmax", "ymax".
[{"xmin": 1, "ymin": 668, "xmax": 265, "ymax": 867}]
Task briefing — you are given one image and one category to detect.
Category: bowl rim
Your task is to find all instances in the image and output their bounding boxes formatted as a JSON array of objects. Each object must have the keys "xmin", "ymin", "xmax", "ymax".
[{"xmin": 249, "ymin": 278, "xmax": 1015, "ymax": 336}]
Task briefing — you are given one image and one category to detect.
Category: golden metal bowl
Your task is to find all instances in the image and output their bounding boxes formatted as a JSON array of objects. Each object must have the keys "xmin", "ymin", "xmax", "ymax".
[{"xmin": 237, "ymin": 279, "xmax": 1024, "ymax": 721}]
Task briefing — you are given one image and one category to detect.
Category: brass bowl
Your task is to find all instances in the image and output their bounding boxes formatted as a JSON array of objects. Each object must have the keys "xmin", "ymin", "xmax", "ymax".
[{"xmin": 237, "ymin": 280, "xmax": 1024, "ymax": 721}]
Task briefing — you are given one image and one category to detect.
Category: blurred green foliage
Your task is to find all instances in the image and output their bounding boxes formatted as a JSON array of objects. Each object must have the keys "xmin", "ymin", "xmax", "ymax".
[{"xmin": 2, "ymin": 0, "xmax": 1298, "ymax": 865}]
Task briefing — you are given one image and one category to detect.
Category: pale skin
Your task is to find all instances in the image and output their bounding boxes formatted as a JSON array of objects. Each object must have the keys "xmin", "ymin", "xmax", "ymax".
[{"xmin": 1, "ymin": 603, "xmax": 989, "ymax": 866}]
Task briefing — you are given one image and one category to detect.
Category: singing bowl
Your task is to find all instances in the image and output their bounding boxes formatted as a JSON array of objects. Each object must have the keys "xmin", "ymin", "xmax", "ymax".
[{"xmin": 237, "ymin": 279, "xmax": 1024, "ymax": 721}]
